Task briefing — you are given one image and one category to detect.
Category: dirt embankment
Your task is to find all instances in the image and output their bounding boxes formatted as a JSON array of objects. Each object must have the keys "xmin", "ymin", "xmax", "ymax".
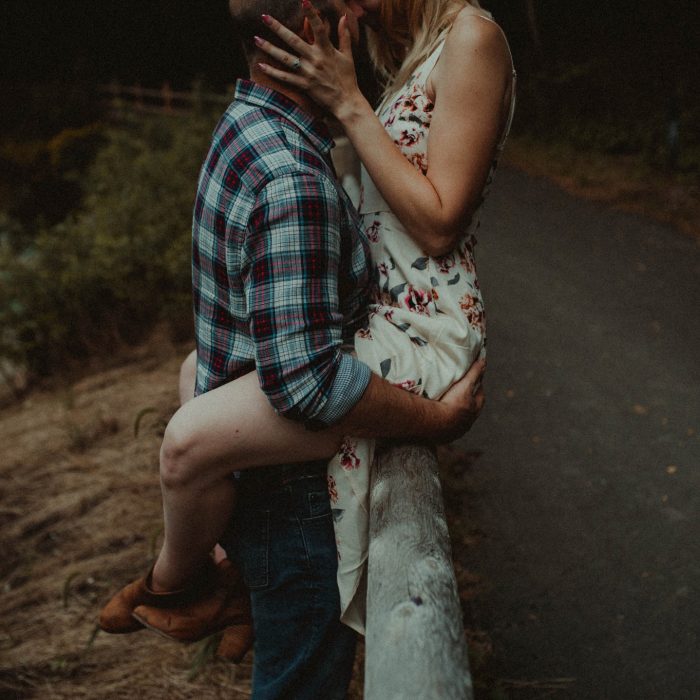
[
  {"xmin": 504, "ymin": 137, "xmax": 700, "ymax": 239},
  {"xmin": 0, "ymin": 341, "xmax": 486, "ymax": 699},
  {"xmin": 0, "ymin": 345, "xmax": 254, "ymax": 699}
]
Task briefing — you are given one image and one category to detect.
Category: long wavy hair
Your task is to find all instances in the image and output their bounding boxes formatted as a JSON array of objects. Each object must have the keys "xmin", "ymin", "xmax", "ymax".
[{"xmin": 367, "ymin": 0, "xmax": 483, "ymax": 101}]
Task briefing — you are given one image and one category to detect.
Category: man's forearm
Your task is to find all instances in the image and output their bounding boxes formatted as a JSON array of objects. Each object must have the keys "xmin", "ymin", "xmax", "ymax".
[{"xmin": 333, "ymin": 374, "xmax": 455, "ymax": 443}]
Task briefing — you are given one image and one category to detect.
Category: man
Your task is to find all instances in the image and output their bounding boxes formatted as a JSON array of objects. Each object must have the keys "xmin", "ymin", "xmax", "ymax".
[{"xmin": 192, "ymin": 0, "xmax": 485, "ymax": 696}]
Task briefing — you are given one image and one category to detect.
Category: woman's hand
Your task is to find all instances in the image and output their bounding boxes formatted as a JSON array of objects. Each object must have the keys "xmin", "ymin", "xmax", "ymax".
[{"xmin": 256, "ymin": 1, "xmax": 365, "ymax": 119}]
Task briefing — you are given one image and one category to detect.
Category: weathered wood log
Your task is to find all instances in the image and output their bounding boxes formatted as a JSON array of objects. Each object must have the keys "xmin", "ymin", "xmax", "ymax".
[{"xmin": 365, "ymin": 443, "xmax": 472, "ymax": 700}]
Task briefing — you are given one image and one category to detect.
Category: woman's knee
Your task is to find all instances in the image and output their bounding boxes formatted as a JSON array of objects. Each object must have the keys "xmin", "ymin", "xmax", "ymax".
[{"xmin": 159, "ymin": 415, "xmax": 203, "ymax": 491}]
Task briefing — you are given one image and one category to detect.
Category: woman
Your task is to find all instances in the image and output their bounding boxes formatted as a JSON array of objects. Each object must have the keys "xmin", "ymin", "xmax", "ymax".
[
  {"xmin": 100, "ymin": 0, "xmax": 512, "ymax": 651},
  {"xmin": 255, "ymin": 0, "xmax": 515, "ymax": 632}
]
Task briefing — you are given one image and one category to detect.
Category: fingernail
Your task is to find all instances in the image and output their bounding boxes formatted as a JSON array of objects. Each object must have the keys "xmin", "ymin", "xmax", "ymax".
[
  {"xmin": 261, "ymin": 14, "xmax": 272, "ymax": 24},
  {"xmin": 257, "ymin": 63, "xmax": 268, "ymax": 71},
  {"xmin": 302, "ymin": 0, "xmax": 311, "ymax": 8},
  {"xmin": 254, "ymin": 35, "xmax": 263, "ymax": 46}
]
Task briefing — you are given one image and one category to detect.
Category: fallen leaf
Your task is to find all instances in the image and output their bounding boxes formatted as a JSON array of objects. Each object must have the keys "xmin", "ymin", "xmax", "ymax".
[
  {"xmin": 505, "ymin": 389, "xmax": 515, "ymax": 399},
  {"xmin": 632, "ymin": 404, "xmax": 649, "ymax": 415},
  {"xmin": 666, "ymin": 465, "xmax": 678, "ymax": 475}
]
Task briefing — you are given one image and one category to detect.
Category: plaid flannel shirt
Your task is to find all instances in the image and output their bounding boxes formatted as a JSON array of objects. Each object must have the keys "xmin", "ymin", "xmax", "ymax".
[{"xmin": 192, "ymin": 80, "xmax": 372, "ymax": 428}]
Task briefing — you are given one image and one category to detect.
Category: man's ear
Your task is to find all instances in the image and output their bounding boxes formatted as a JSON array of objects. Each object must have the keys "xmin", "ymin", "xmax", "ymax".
[{"xmin": 302, "ymin": 16, "xmax": 316, "ymax": 44}]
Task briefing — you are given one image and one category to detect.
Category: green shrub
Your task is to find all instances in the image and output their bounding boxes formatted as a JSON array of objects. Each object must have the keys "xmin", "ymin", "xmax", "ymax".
[
  {"xmin": 0, "ymin": 111, "xmax": 219, "ymax": 377},
  {"xmin": 512, "ymin": 61, "xmax": 700, "ymax": 171}
]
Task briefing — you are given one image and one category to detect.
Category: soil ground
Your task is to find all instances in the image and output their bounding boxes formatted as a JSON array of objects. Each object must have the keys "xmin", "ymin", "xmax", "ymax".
[{"xmin": 504, "ymin": 137, "xmax": 699, "ymax": 239}]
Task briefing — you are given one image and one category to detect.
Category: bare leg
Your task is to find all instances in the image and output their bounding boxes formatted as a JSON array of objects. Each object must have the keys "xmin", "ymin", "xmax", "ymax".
[
  {"xmin": 178, "ymin": 349, "xmax": 197, "ymax": 405},
  {"xmin": 152, "ymin": 370, "xmax": 343, "ymax": 591},
  {"xmin": 177, "ymin": 349, "xmax": 227, "ymax": 564}
]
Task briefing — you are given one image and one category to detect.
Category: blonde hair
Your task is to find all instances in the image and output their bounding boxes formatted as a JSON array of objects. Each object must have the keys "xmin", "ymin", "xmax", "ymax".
[{"xmin": 367, "ymin": 0, "xmax": 481, "ymax": 101}]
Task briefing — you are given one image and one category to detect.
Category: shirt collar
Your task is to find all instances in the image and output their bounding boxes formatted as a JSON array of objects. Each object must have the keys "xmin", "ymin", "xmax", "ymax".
[{"xmin": 234, "ymin": 79, "xmax": 334, "ymax": 156}]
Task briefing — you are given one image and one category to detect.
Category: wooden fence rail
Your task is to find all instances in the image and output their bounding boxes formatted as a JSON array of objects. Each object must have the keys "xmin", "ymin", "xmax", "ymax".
[
  {"xmin": 366, "ymin": 444, "xmax": 473, "ymax": 699},
  {"xmin": 99, "ymin": 82, "xmax": 232, "ymax": 117}
]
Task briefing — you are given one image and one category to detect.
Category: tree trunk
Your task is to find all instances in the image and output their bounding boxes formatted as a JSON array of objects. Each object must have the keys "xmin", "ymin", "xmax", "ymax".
[{"xmin": 364, "ymin": 443, "xmax": 472, "ymax": 700}]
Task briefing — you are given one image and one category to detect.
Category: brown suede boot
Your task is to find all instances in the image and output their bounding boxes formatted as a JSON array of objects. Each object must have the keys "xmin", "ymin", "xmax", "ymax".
[
  {"xmin": 216, "ymin": 623, "xmax": 254, "ymax": 663},
  {"xmin": 213, "ymin": 558, "xmax": 254, "ymax": 662},
  {"xmin": 131, "ymin": 559, "xmax": 253, "ymax": 644},
  {"xmin": 98, "ymin": 559, "xmax": 219, "ymax": 636},
  {"xmin": 99, "ymin": 576, "xmax": 148, "ymax": 634}
]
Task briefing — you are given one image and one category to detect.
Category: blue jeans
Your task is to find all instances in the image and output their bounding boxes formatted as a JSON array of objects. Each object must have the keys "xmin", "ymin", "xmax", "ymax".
[{"xmin": 222, "ymin": 462, "xmax": 357, "ymax": 700}]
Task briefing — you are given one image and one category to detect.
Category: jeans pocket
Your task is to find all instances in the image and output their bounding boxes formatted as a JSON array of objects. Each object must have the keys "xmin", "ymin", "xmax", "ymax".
[
  {"xmin": 238, "ymin": 509, "xmax": 270, "ymax": 590},
  {"xmin": 306, "ymin": 489, "xmax": 331, "ymax": 519},
  {"xmin": 299, "ymin": 510, "xmax": 338, "ymax": 580}
]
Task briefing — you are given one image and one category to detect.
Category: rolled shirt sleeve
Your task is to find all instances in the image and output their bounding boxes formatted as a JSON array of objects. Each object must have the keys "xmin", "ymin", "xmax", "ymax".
[{"xmin": 241, "ymin": 172, "xmax": 371, "ymax": 427}]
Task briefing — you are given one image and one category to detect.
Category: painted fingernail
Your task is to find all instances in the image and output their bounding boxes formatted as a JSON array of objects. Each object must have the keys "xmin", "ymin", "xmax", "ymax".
[
  {"xmin": 302, "ymin": 0, "xmax": 311, "ymax": 9},
  {"xmin": 261, "ymin": 14, "xmax": 272, "ymax": 25},
  {"xmin": 254, "ymin": 35, "xmax": 263, "ymax": 46}
]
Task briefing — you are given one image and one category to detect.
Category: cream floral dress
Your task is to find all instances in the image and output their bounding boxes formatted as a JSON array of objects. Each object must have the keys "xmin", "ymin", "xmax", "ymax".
[{"xmin": 329, "ymin": 18, "xmax": 516, "ymax": 634}]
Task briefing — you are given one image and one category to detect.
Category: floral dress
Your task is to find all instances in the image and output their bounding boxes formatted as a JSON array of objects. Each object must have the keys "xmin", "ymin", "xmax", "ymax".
[{"xmin": 329, "ymin": 21, "xmax": 516, "ymax": 634}]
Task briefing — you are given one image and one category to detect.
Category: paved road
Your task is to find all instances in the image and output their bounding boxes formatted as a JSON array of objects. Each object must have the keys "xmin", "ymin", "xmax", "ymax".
[{"xmin": 462, "ymin": 167, "xmax": 700, "ymax": 699}]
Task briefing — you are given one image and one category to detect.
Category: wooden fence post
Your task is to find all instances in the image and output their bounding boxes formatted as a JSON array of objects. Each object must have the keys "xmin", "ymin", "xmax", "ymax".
[
  {"xmin": 365, "ymin": 444, "xmax": 472, "ymax": 700},
  {"xmin": 162, "ymin": 81, "xmax": 173, "ymax": 114}
]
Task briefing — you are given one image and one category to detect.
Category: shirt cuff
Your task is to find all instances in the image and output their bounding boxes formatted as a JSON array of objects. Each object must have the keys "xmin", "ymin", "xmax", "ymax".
[{"xmin": 308, "ymin": 353, "xmax": 371, "ymax": 429}]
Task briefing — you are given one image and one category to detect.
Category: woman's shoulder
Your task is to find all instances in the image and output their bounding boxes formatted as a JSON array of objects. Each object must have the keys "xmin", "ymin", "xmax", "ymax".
[
  {"xmin": 443, "ymin": 7, "xmax": 510, "ymax": 64},
  {"xmin": 429, "ymin": 6, "xmax": 511, "ymax": 93}
]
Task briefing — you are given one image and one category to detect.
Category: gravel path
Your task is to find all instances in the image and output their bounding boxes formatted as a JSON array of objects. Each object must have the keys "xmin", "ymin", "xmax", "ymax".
[{"xmin": 463, "ymin": 166, "xmax": 700, "ymax": 699}]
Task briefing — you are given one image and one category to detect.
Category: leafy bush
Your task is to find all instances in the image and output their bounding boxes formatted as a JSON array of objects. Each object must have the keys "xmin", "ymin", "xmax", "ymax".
[
  {"xmin": 0, "ymin": 110, "xmax": 219, "ymax": 377},
  {"xmin": 512, "ymin": 61, "xmax": 700, "ymax": 171},
  {"xmin": 0, "ymin": 123, "xmax": 107, "ymax": 226}
]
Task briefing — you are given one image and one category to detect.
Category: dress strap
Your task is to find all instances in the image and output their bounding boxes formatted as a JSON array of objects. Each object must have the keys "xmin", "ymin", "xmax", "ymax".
[
  {"xmin": 470, "ymin": 13, "xmax": 517, "ymax": 150},
  {"xmin": 415, "ymin": 32, "xmax": 449, "ymax": 86}
]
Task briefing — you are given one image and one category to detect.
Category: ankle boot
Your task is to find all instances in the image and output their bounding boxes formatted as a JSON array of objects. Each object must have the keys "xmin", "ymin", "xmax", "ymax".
[
  {"xmin": 216, "ymin": 623, "xmax": 255, "ymax": 663},
  {"xmin": 98, "ymin": 559, "xmax": 218, "ymax": 635},
  {"xmin": 131, "ymin": 559, "xmax": 252, "ymax": 643}
]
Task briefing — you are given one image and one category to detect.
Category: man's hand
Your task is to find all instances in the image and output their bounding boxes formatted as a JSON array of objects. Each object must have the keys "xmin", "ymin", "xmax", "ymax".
[
  {"xmin": 336, "ymin": 357, "xmax": 486, "ymax": 444},
  {"xmin": 437, "ymin": 358, "xmax": 486, "ymax": 442}
]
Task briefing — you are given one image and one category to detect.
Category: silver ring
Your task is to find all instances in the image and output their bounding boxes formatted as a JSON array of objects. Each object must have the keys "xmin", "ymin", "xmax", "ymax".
[{"xmin": 290, "ymin": 57, "xmax": 302, "ymax": 72}]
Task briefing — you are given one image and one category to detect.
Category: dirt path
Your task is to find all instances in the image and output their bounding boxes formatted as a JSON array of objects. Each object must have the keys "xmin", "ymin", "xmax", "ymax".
[{"xmin": 461, "ymin": 166, "xmax": 700, "ymax": 698}]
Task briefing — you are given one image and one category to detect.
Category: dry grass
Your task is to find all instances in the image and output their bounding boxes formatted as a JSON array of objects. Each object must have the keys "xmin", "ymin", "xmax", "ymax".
[
  {"xmin": 0, "ymin": 343, "xmax": 259, "ymax": 699},
  {"xmin": 0, "ymin": 340, "xmax": 486, "ymax": 699}
]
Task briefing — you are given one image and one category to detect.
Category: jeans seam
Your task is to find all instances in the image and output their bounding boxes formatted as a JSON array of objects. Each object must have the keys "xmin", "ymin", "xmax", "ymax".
[
  {"xmin": 244, "ymin": 509, "xmax": 270, "ymax": 590},
  {"xmin": 294, "ymin": 514, "xmax": 322, "ymax": 676}
]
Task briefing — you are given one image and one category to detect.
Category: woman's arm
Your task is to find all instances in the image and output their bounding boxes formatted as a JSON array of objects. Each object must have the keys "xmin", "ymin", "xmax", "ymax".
[{"xmin": 257, "ymin": 7, "xmax": 512, "ymax": 256}]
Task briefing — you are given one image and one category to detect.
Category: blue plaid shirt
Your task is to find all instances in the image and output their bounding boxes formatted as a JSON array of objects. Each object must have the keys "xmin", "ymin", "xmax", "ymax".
[{"xmin": 192, "ymin": 80, "xmax": 372, "ymax": 427}]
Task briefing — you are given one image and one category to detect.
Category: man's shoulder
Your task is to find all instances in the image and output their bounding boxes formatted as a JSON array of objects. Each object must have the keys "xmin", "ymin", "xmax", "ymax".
[{"xmin": 211, "ymin": 101, "xmax": 333, "ymax": 195}]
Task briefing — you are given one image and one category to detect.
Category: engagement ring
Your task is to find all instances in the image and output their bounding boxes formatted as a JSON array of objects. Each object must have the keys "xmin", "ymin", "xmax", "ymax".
[{"xmin": 290, "ymin": 57, "xmax": 302, "ymax": 72}]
